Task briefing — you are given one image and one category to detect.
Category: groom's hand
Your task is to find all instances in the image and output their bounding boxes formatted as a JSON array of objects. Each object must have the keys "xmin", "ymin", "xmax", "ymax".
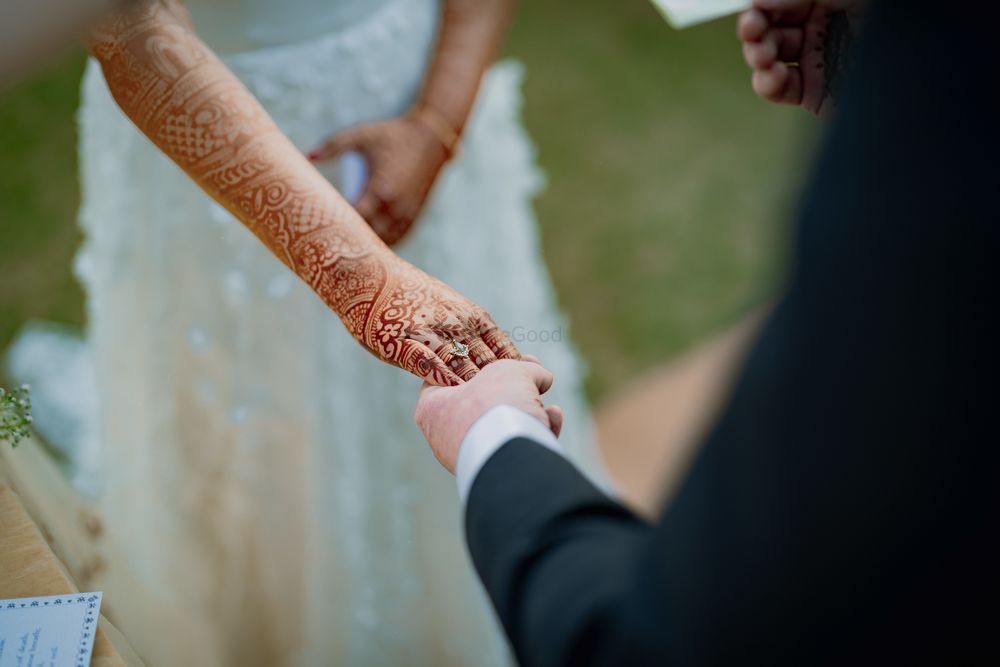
[{"xmin": 414, "ymin": 358, "xmax": 563, "ymax": 474}]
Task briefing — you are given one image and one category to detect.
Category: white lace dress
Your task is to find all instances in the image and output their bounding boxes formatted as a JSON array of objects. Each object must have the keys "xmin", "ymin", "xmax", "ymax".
[{"xmin": 6, "ymin": 0, "xmax": 601, "ymax": 664}]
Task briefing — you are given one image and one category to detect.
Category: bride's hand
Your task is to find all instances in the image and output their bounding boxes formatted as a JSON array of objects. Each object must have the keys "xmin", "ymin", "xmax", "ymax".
[
  {"xmin": 306, "ymin": 248, "xmax": 519, "ymax": 386},
  {"xmin": 308, "ymin": 117, "xmax": 450, "ymax": 246}
]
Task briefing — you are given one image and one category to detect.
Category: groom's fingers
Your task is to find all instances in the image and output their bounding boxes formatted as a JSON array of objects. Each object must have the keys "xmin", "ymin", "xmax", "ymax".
[
  {"xmin": 522, "ymin": 362, "xmax": 554, "ymax": 395},
  {"xmin": 545, "ymin": 405, "xmax": 564, "ymax": 438},
  {"xmin": 354, "ymin": 189, "xmax": 380, "ymax": 221}
]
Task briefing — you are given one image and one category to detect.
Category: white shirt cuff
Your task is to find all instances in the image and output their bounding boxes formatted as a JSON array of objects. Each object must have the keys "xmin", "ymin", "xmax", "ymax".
[{"xmin": 455, "ymin": 405, "xmax": 564, "ymax": 505}]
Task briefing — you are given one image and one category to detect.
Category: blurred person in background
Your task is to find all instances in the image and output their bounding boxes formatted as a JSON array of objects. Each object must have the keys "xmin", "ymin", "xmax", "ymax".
[
  {"xmin": 6, "ymin": 0, "xmax": 601, "ymax": 664},
  {"xmin": 414, "ymin": 0, "xmax": 998, "ymax": 664},
  {"xmin": 0, "ymin": 0, "xmax": 130, "ymax": 88}
]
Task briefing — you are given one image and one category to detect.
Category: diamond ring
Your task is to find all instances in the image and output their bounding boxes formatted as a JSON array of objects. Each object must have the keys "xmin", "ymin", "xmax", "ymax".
[{"xmin": 448, "ymin": 338, "xmax": 470, "ymax": 359}]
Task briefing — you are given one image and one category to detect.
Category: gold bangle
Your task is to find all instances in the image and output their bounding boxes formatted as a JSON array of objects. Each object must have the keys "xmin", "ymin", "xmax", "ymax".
[{"xmin": 408, "ymin": 104, "xmax": 461, "ymax": 158}]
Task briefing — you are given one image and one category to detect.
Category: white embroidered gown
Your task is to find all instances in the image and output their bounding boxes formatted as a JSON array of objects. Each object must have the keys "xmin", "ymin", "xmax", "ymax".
[{"xmin": 7, "ymin": 0, "xmax": 601, "ymax": 664}]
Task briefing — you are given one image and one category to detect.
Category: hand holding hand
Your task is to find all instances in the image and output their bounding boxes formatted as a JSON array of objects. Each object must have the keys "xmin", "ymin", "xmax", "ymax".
[
  {"xmin": 308, "ymin": 116, "xmax": 451, "ymax": 246},
  {"xmin": 414, "ymin": 357, "xmax": 563, "ymax": 474},
  {"xmin": 739, "ymin": 0, "xmax": 861, "ymax": 117}
]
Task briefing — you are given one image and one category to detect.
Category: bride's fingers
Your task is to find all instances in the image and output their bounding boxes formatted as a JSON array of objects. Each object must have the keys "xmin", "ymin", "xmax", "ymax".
[
  {"xmin": 381, "ymin": 227, "xmax": 406, "ymax": 247},
  {"xmin": 467, "ymin": 340, "xmax": 497, "ymax": 369},
  {"xmin": 368, "ymin": 212, "xmax": 395, "ymax": 242},
  {"xmin": 481, "ymin": 326, "xmax": 520, "ymax": 360},
  {"xmin": 354, "ymin": 189, "xmax": 380, "ymax": 222},
  {"xmin": 450, "ymin": 357, "xmax": 479, "ymax": 381},
  {"xmin": 306, "ymin": 127, "xmax": 363, "ymax": 162},
  {"xmin": 379, "ymin": 213, "xmax": 411, "ymax": 247},
  {"xmin": 400, "ymin": 340, "xmax": 464, "ymax": 387},
  {"xmin": 386, "ymin": 198, "xmax": 419, "ymax": 240},
  {"xmin": 433, "ymin": 341, "xmax": 478, "ymax": 381}
]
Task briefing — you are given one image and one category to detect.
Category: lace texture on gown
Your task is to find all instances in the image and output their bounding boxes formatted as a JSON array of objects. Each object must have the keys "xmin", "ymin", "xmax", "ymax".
[{"xmin": 7, "ymin": 0, "xmax": 602, "ymax": 664}]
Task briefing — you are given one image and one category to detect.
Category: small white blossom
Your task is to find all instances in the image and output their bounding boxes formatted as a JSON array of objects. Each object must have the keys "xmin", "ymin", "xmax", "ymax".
[{"xmin": 1, "ymin": 385, "xmax": 33, "ymax": 448}]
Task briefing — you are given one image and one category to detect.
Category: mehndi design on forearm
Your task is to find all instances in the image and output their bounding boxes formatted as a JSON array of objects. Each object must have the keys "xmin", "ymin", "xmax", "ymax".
[{"xmin": 87, "ymin": 1, "xmax": 518, "ymax": 385}]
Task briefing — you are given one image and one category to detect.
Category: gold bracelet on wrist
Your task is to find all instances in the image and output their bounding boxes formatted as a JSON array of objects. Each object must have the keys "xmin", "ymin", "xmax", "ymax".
[{"xmin": 408, "ymin": 104, "xmax": 462, "ymax": 159}]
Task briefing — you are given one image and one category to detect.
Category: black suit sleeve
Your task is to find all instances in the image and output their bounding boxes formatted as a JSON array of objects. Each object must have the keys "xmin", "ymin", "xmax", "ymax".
[
  {"xmin": 466, "ymin": 439, "xmax": 663, "ymax": 667},
  {"xmin": 465, "ymin": 1, "xmax": 998, "ymax": 665}
]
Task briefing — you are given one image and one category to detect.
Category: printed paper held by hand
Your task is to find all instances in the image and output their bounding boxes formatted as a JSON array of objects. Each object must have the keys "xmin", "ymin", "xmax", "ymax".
[{"xmin": 649, "ymin": 0, "xmax": 753, "ymax": 28}]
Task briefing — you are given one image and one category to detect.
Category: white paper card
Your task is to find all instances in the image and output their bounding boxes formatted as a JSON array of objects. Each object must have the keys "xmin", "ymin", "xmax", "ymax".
[
  {"xmin": 649, "ymin": 0, "xmax": 753, "ymax": 28},
  {"xmin": 0, "ymin": 593, "xmax": 102, "ymax": 667}
]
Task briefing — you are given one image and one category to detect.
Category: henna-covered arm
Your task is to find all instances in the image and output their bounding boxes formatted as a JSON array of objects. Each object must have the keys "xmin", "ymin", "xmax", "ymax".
[
  {"xmin": 86, "ymin": 1, "xmax": 519, "ymax": 385},
  {"xmin": 413, "ymin": 0, "xmax": 518, "ymax": 142}
]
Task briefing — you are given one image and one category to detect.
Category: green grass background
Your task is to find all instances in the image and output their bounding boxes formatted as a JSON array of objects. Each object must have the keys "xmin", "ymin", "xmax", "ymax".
[{"xmin": 0, "ymin": 0, "xmax": 814, "ymax": 402}]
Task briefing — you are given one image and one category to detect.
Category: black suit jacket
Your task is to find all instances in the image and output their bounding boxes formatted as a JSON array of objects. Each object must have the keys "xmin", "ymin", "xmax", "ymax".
[{"xmin": 465, "ymin": 1, "xmax": 998, "ymax": 664}]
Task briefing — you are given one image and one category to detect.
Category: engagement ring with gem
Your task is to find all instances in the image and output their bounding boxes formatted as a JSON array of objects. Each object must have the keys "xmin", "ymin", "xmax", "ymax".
[{"xmin": 449, "ymin": 338, "xmax": 470, "ymax": 358}]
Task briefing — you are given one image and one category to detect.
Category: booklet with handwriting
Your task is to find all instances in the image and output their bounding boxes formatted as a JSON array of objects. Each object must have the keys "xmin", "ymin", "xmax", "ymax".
[
  {"xmin": 0, "ymin": 593, "xmax": 102, "ymax": 667},
  {"xmin": 650, "ymin": 0, "xmax": 753, "ymax": 28}
]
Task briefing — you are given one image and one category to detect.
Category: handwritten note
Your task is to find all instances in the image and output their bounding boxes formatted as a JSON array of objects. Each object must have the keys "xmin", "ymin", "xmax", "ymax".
[
  {"xmin": 649, "ymin": 0, "xmax": 753, "ymax": 28},
  {"xmin": 0, "ymin": 593, "xmax": 102, "ymax": 667}
]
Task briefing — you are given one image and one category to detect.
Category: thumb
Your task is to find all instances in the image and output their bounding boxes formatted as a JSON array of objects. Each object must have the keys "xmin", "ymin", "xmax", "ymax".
[
  {"xmin": 418, "ymin": 381, "xmax": 441, "ymax": 400},
  {"xmin": 415, "ymin": 381, "xmax": 439, "ymax": 417},
  {"xmin": 307, "ymin": 127, "xmax": 365, "ymax": 162},
  {"xmin": 521, "ymin": 361, "xmax": 554, "ymax": 395}
]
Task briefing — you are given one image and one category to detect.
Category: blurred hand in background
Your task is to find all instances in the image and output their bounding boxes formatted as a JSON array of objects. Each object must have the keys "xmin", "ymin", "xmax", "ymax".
[
  {"xmin": 308, "ymin": 0, "xmax": 515, "ymax": 246},
  {"xmin": 739, "ymin": 0, "xmax": 863, "ymax": 117},
  {"xmin": 308, "ymin": 114, "xmax": 451, "ymax": 246}
]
